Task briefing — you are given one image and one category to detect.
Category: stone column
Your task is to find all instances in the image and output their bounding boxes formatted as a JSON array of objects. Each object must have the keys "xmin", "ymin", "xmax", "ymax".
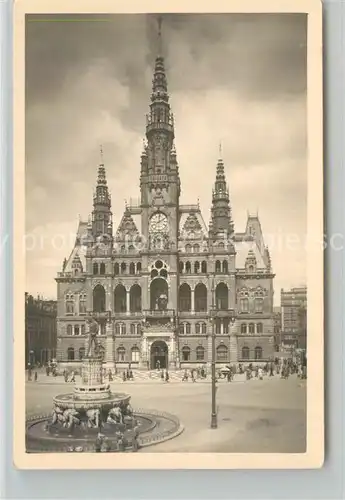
[
  {"xmin": 126, "ymin": 289, "xmax": 130, "ymax": 314},
  {"xmin": 105, "ymin": 321, "xmax": 114, "ymax": 366},
  {"xmin": 221, "ymin": 320, "xmax": 224, "ymax": 335},
  {"xmin": 106, "ymin": 282, "xmax": 112, "ymax": 311},
  {"xmin": 169, "ymin": 335, "xmax": 176, "ymax": 369},
  {"xmin": 191, "ymin": 288, "xmax": 195, "ymax": 313},
  {"xmin": 140, "ymin": 335, "xmax": 149, "ymax": 369}
]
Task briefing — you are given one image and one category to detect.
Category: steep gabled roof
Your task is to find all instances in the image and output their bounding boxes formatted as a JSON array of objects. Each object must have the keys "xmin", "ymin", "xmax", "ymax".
[{"xmin": 115, "ymin": 210, "xmax": 139, "ymax": 241}]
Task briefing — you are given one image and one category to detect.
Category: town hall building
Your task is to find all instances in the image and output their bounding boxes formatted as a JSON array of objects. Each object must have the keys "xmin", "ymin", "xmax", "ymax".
[{"xmin": 55, "ymin": 40, "xmax": 275, "ymax": 369}]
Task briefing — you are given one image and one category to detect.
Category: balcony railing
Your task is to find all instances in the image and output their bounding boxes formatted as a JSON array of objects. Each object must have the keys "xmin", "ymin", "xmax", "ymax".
[
  {"xmin": 143, "ymin": 309, "xmax": 175, "ymax": 318},
  {"xmin": 92, "ymin": 311, "xmax": 112, "ymax": 320},
  {"xmin": 209, "ymin": 308, "xmax": 236, "ymax": 319}
]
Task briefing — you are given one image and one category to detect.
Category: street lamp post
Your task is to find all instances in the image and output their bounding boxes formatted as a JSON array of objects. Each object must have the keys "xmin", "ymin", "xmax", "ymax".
[
  {"xmin": 210, "ymin": 275, "xmax": 218, "ymax": 429},
  {"xmin": 210, "ymin": 309, "xmax": 217, "ymax": 429}
]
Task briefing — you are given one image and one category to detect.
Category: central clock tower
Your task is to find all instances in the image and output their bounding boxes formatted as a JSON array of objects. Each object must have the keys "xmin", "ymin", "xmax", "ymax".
[{"xmin": 139, "ymin": 34, "xmax": 181, "ymax": 313}]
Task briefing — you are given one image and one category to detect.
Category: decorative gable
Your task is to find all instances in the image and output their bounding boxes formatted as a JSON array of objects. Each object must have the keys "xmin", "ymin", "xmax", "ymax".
[
  {"xmin": 115, "ymin": 211, "xmax": 139, "ymax": 241},
  {"xmin": 245, "ymin": 249, "xmax": 257, "ymax": 272},
  {"xmin": 182, "ymin": 213, "xmax": 202, "ymax": 238}
]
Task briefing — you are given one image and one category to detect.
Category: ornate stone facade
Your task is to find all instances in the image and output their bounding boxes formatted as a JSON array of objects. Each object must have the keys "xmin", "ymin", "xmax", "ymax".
[{"xmin": 55, "ymin": 47, "xmax": 275, "ymax": 369}]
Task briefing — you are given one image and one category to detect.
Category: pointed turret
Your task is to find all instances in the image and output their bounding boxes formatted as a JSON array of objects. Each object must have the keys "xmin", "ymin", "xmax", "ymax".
[
  {"xmin": 140, "ymin": 15, "xmax": 181, "ymax": 209},
  {"xmin": 145, "ymin": 16, "xmax": 176, "ymax": 175},
  {"xmin": 209, "ymin": 150, "xmax": 234, "ymax": 239},
  {"xmin": 91, "ymin": 146, "xmax": 113, "ymax": 239}
]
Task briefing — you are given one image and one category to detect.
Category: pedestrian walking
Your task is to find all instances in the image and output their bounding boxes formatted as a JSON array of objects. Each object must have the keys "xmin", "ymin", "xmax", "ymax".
[
  {"xmin": 165, "ymin": 370, "xmax": 169, "ymax": 383},
  {"xmin": 34, "ymin": 371, "xmax": 38, "ymax": 382}
]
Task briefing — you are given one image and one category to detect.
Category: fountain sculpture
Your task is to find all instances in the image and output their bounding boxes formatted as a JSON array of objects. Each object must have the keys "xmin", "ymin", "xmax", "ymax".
[{"xmin": 26, "ymin": 318, "xmax": 184, "ymax": 452}]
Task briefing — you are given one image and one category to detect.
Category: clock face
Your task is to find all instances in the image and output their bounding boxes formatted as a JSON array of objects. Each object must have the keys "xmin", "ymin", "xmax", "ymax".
[{"xmin": 149, "ymin": 213, "xmax": 169, "ymax": 234}]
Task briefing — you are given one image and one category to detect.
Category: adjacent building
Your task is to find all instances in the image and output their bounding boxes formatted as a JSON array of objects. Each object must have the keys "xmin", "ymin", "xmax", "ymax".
[
  {"xmin": 273, "ymin": 306, "xmax": 282, "ymax": 352},
  {"xmin": 55, "ymin": 37, "xmax": 276, "ymax": 369},
  {"xmin": 25, "ymin": 293, "xmax": 57, "ymax": 366},
  {"xmin": 280, "ymin": 286, "xmax": 307, "ymax": 350}
]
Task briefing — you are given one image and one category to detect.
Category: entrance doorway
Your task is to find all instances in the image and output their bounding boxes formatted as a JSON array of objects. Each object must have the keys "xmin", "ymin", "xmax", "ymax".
[{"xmin": 150, "ymin": 340, "xmax": 168, "ymax": 370}]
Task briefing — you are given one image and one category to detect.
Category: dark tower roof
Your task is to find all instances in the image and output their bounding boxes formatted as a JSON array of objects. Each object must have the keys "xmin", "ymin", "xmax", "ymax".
[{"xmin": 209, "ymin": 150, "xmax": 234, "ymax": 239}]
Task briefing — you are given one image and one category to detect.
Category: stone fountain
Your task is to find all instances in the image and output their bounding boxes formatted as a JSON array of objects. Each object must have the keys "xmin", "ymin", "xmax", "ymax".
[{"xmin": 26, "ymin": 318, "xmax": 184, "ymax": 453}]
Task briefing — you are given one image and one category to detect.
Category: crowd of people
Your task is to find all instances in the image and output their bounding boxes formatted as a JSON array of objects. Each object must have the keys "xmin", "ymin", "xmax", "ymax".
[{"xmin": 27, "ymin": 356, "xmax": 307, "ymax": 384}]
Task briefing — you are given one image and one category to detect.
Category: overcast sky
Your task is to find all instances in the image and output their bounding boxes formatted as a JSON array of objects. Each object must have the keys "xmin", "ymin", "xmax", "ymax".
[{"xmin": 25, "ymin": 13, "xmax": 307, "ymax": 303}]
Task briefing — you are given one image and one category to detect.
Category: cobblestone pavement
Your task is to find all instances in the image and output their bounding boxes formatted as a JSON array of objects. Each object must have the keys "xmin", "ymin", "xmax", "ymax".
[{"xmin": 26, "ymin": 374, "xmax": 306, "ymax": 453}]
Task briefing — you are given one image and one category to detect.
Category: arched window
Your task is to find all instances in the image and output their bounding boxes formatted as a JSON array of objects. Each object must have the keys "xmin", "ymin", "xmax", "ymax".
[
  {"xmin": 215, "ymin": 260, "xmax": 221, "ymax": 273},
  {"xmin": 193, "ymin": 244, "xmax": 200, "ymax": 253},
  {"xmin": 74, "ymin": 325, "xmax": 80, "ymax": 336},
  {"xmin": 195, "ymin": 323, "xmax": 201, "ymax": 334},
  {"xmin": 93, "ymin": 263, "xmax": 98, "ymax": 275},
  {"xmin": 129, "ymin": 262, "xmax": 135, "ymax": 275},
  {"xmin": 255, "ymin": 298, "xmax": 264, "ymax": 313},
  {"xmin": 218, "ymin": 241, "xmax": 225, "ymax": 250},
  {"xmin": 215, "ymin": 318, "xmax": 222, "ymax": 334},
  {"xmin": 241, "ymin": 323, "xmax": 247, "ymax": 334},
  {"xmin": 196, "ymin": 346, "xmax": 205, "ymax": 361},
  {"xmin": 201, "ymin": 322, "xmax": 207, "ymax": 334},
  {"xmin": 114, "ymin": 284, "xmax": 127, "ymax": 313},
  {"xmin": 216, "ymin": 344, "xmax": 228, "ymax": 361},
  {"xmin": 194, "ymin": 261, "xmax": 200, "ymax": 273},
  {"xmin": 248, "ymin": 265, "xmax": 254, "ymax": 273},
  {"xmin": 216, "ymin": 283, "xmax": 228, "ymax": 310},
  {"xmin": 150, "ymin": 277, "xmax": 168, "ymax": 310},
  {"xmin": 179, "ymin": 324, "xmax": 185, "ymax": 335},
  {"xmin": 179, "ymin": 283, "xmax": 191, "ymax": 312},
  {"xmin": 128, "ymin": 245, "xmax": 135, "ymax": 254},
  {"xmin": 182, "ymin": 346, "xmax": 191, "ymax": 361},
  {"xmin": 93, "ymin": 284, "xmax": 106, "ymax": 313},
  {"xmin": 185, "ymin": 322, "xmax": 191, "ymax": 334},
  {"xmin": 114, "ymin": 263, "xmax": 120, "ymax": 275},
  {"xmin": 195, "ymin": 283, "xmax": 207, "ymax": 312},
  {"xmin": 115, "ymin": 322, "xmax": 126, "ymax": 335},
  {"xmin": 201, "ymin": 261, "xmax": 207, "ymax": 273},
  {"xmin": 222, "ymin": 260, "xmax": 228, "ymax": 273},
  {"xmin": 249, "ymin": 323, "xmax": 255, "ymax": 334},
  {"xmin": 255, "ymin": 346, "xmax": 263, "ymax": 360},
  {"xmin": 257, "ymin": 323, "xmax": 263, "ymax": 334},
  {"xmin": 185, "ymin": 261, "xmax": 191, "ymax": 274},
  {"xmin": 117, "ymin": 347, "xmax": 126, "ymax": 362},
  {"xmin": 67, "ymin": 324, "xmax": 73, "ymax": 335},
  {"xmin": 240, "ymin": 298, "xmax": 249, "ymax": 313},
  {"xmin": 242, "ymin": 346, "xmax": 250, "ymax": 360},
  {"xmin": 79, "ymin": 293, "xmax": 87, "ymax": 314},
  {"xmin": 136, "ymin": 262, "xmax": 142, "ymax": 274},
  {"xmin": 100, "ymin": 263, "xmax": 106, "ymax": 275},
  {"xmin": 65, "ymin": 294, "xmax": 74, "ymax": 315},
  {"xmin": 130, "ymin": 323, "xmax": 140, "ymax": 335},
  {"xmin": 179, "ymin": 261, "xmax": 184, "ymax": 273},
  {"xmin": 81, "ymin": 324, "xmax": 85, "ymax": 335},
  {"xmin": 67, "ymin": 347, "xmax": 75, "ymax": 361},
  {"xmin": 185, "ymin": 244, "xmax": 192, "ymax": 253},
  {"xmin": 130, "ymin": 284, "xmax": 141, "ymax": 312},
  {"xmin": 131, "ymin": 346, "xmax": 140, "ymax": 362},
  {"xmin": 79, "ymin": 347, "xmax": 85, "ymax": 360},
  {"xmin": 160, "ymin": 269, "xmax": 168, "ymax": 278},
  {"xmin": 120, "ymin": 245, "xmax": 126, "ymax": 253},
  {"xmin": 120, "ymin": 262, "xmax": 126, "ymax": 274}
]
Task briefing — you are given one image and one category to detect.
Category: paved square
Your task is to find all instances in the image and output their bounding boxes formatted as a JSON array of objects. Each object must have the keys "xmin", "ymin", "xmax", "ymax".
[{"xmin": 26, "ymin": 375, "xmax": 306, "ymax": 453}]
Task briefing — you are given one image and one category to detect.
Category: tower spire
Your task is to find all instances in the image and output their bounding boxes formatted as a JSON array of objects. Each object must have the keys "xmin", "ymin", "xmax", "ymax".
[
  {"xmin": 209, "ymin": 153, "xmax": 234, "ymax": 238},
  {"xmin": 157, "ymin": 15, "xmax": 163, "ymax": 56},
  {"xmin": 91, "ymin": 147, "xmax": 112, "ymax": 239}
]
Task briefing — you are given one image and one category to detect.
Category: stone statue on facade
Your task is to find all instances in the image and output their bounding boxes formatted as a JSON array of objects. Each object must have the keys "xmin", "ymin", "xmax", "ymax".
[
  {"xmin": 86, "ymin": 318, "xmax": 99, "ymax": 357},
  {"xmin": 157, "ymin": 293, "xmax": 168, "ymax": 311}
]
